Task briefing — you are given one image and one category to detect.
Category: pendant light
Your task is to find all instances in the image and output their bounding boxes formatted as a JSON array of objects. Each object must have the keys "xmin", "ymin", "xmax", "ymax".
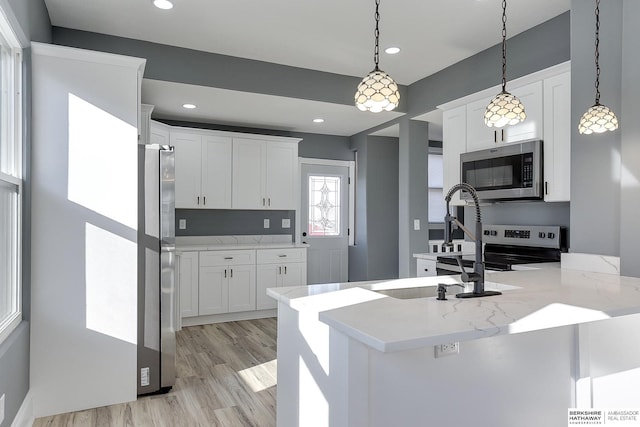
[
  {"xmin": 578, "ymin": 0, "xmax": 619, "ymax": 134},
  {"xmin": 484, "ymin": 0, "xmax": 526, "ymax": 128},
  {"xmin": 354, "ymin": 0, "xmax": 400, "ymax": 113}
]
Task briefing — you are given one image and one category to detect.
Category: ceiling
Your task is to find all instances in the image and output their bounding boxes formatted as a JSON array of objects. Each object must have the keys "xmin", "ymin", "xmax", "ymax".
[{"xmin": 43, "ymin": 0, "xmax": 570, "ymax": 136}]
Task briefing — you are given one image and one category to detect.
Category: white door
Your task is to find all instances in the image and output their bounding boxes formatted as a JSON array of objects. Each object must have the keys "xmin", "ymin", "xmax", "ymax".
[{"xmin": 301, "ymin": 163, "xmax": 350, "ymax": 284}]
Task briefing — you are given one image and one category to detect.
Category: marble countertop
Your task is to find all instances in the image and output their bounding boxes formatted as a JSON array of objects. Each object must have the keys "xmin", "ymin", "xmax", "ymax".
[
  {"xmin": 267, "ymin": 266, "xmax": 640, "ymax": 353},
  {"xmin": 413, "ymin": 251, "xmax": 474, "ymax": 261},
  {"xmin": 175, "ymin": 235, "xmax": 308, "ymax": 252}
]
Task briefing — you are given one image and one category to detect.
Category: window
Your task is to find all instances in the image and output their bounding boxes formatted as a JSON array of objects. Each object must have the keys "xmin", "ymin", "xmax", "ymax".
[
  {"xmin": 0, "ymin": 12, "xmax": 22, "ymax": 344},
  {"xmin": 428, "ymin": 150, "xmax": 446, "ymax": 223},
  {"xmin": 308, "ymin": 175, "xmax": 341, "ymax": 236}
]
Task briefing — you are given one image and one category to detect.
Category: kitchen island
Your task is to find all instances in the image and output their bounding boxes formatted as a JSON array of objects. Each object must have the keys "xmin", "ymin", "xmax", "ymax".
[{"xmin": 268, "ymin": 267, "xmax": 640, "ymax": 427}]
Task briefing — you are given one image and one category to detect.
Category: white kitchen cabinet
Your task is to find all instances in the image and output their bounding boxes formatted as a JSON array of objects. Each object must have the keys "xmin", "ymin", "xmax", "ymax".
[
  {"xmin": 170, "ymin": 130, "xmax": 232, "ymax": 209},
  {"xmin": 232, "ymin": 138, "xmax": 298, "ymax": 210},
  {"xmin": 256, "ymin": 248, "xmax": 307, "ymax": 310},
  {"xmin": 543, "ymin": 71, "xmax": 571, "ymax": 202},
  {"xmin": 416, "ymin": 258, "xmax": 437, "ymax": 277},
  {"xmin": 178, "ymin": 252, "xmax": 199, "ymax": 318},
  {"xmin": 466, "ymin": 81, "xmax": 543, "ymax": 152},
  {"xmin": 442, "ymin": 105, "xmax": 467, "ymax": 206},
  {"xmin": 198, "ymin": 250, "xmax": 256, "ymax": 315},
  {"xmin": 150, "ymin": 120, "xmax": 170, "ymax": 146}
]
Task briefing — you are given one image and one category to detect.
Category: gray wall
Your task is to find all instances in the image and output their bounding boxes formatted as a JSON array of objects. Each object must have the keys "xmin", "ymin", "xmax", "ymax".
[
  {"xmin": 0, "ymin": 0, "xmax": 51, "ymax": 425},
  {"xmin": 570, "ymin": 0, "xmax": 622, "ymax": 257},
  {"xmin": 349, "ymin": 135, "xmax": 399, "ymax": 281},
  {"xmin": 176, "ymin": 209, "xmax": 295, "ymax": 238},
  {"xmin": 51, "ymin": 27, "xmax": 408, "ymax": 111}
]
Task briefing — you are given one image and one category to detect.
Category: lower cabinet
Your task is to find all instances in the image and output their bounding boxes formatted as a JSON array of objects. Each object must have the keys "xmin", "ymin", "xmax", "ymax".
[
  {"xmin": 256, "ymin": 249, "xmax": 307, "ymax": 310},
  {"xmin": 178, "ymin": 247, "xmax": 307, "ymax": 320},
  {"xmin": 199, "ymin": 264, "xmax": 256, "ymax": 315}
]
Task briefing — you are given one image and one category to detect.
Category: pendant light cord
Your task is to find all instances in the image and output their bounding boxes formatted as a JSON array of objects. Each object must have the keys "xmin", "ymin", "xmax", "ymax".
[
  {"xmin": 594, "ymin": 0, "xmax": 601, "ymax": 105},
  {"xmin": 373, "ymin": 0, "xmax": 380, "ymax": 71},
  {"xmin": 501, "ymin": 0, "xmax": 507, "ymax": 92}
]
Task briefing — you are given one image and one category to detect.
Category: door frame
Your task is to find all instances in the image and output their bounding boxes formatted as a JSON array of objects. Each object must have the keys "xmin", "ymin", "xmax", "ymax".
[{"xmin": 297, "ymin": 157, "xmax": 355, "ymax": 246}]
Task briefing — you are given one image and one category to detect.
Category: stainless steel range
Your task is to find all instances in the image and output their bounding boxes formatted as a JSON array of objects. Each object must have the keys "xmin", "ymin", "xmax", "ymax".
[{"xmin": 436, "ymin": 224, "xmax": 567, "ymax": 275}]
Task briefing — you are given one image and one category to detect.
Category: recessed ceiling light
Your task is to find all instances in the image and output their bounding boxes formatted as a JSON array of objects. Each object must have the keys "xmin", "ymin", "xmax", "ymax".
[
  {"xmin": 385, "ymin": 47, "xmax": 401, "ymax": 55},
  {"xmin": 182, "ymin": 103, "xmax": 196, "ymax": 109},
  {"xmin": 153, "ymin": 0, "xmax": 173, "ymax": 10},
  {"xmin": 313, "ymin": 118, "xmax": 324, "ymax": 123}
]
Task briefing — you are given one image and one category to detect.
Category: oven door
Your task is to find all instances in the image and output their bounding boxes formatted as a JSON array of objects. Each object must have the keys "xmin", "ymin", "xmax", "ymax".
[{"xmin": 460, "ymin": 139, "xmax": 542, "ymax": 200}]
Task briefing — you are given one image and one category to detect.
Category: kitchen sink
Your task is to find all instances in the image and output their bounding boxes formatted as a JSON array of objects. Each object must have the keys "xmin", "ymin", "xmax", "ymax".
[{"xmin": 371, "ymin": 281, "xmax": 520, "ymax": 300}]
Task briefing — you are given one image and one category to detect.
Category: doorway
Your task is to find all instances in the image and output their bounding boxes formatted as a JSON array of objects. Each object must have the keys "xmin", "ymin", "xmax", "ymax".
[{"xmin": 299, "ymin": 158, "xmax": 354, "ymax": 285}]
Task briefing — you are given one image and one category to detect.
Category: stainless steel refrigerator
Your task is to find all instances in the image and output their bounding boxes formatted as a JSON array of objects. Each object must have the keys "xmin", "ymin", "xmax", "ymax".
[{"xmin": 138, "ymin": 144, "xmax": 176, "ymax": 395}]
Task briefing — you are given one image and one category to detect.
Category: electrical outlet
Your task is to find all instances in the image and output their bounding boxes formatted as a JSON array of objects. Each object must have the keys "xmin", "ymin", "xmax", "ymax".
[
  {"xmin": 282, "ymin": 218, "xmax": 291, "ymax": 228},
  {"xmin": 141, "ymin": 367, "xmax": 150, "ymax": 387},
  {"xmin": 413, "ymin": 219, "xmax": 420, "ymax": 230},
  {"xmin": 263, "ymin": 219, "xmax": 270, "ymax": 228},
  {"xmin": 434, "ymin": 342, "xmax": 459, "ymax": 358},
  {"xmin": 178, "ymin": 219, "xmax": 187, "ymax": 230},
  {"xmin": 0, "ymin": 393, "xmax": 5, "ymax": 424}
]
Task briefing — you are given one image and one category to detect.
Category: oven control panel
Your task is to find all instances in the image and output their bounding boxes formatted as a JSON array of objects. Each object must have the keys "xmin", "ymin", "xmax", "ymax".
[{"xmin": 482, "ymin": 225, "xmax": 564, "ymax": 249}]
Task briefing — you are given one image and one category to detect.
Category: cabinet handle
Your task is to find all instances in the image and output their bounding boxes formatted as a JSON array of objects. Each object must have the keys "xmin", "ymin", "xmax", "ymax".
[
  {"xmin": 224, "ymin": 269, "xmax": 227, "ymax": 278},
  {"xmin": 284, "ymin": 266, "xmax": 287, "ymax": 274},
  {"xmin": 203, "ymin": 196, "xmax": 206, "ymax": 205},
  {"xmin": 268, "ymin": 198, "xmax": 271, "ymax": 206},
  {"xmin": 224, "ymin": 257, "xmax": 233, "ymax": 260},
  {"xmin": 494, "ymin": 131, "xmax": 497, "ymax": 143},
  {"xmin": 545, "ymin": 181, "xmax": 549, "ymax": 195},
  {"xmin": 262, "ymin": 198, "xmax": 266, "ymax": 206},
  {"xmin": 230, "ymin": 268, "xmax": 233, "ymax": 278},
  {"xmin": 279, "ymin": 266, "xmax": 282, "ymax": 274},
  {"xmin": 501, "ymin": 129, "xmax": 504, "ymax": 142},
  {"xmin": 197, "ymin": 196, "xmax": 200, "ymax": 205},
  {"xmin": 278, "ymin": 254, "xmax": 287, "ymax": 258}
]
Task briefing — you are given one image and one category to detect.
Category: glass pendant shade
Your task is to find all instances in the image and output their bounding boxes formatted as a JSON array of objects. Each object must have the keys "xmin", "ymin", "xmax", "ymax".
[
  {"xmin": 578, "ymin": 103, "xmax": 619, "ymax": 134},
  {"xmin": 354, "ymin": 69, "xmax": 400, "ymax": 113},
  {"xmin": 484, "ymin": 90, "xmax": 526, "ymax": 128}
]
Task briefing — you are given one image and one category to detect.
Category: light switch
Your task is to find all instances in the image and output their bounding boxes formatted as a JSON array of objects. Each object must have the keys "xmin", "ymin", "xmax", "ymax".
[
  {"xmin": 179, "ymin": 219, "xmax": 187, "ymax": 230},
  {"xmin": 282, "ymin": 219, "xmax": 291, "ymax": 228},
  {"xmin": 413, "ymin": 219, "xmax": 420, "ymax": 231},
  {"xmin": 264, "ymin": 219, "xmax": 270, "ymax": 228}
]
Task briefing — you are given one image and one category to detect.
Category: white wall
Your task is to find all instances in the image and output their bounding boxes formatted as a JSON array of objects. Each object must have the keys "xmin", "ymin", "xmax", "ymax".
[{"xmin": 30, "ymin": 43, "xmax": 144, "ymax": 417}]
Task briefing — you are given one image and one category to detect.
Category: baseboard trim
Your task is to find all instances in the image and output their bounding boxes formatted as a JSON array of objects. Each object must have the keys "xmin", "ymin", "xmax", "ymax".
[
  {"xmin": 181, "ymin": 309, "xmax": 276, "ymax": 327},
  {"xmin": 11, "ymin": 390, "xmax": 34, "ymax": 427}
]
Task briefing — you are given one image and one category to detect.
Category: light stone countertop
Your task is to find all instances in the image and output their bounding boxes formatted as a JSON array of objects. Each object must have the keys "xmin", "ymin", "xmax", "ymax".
[
  {"xmin": 175, "ymin": 235, "xmax": 308, "ymax": 252},
  {"xmin": 267, "ymin": 266, "xmax": 640, "ymax": 353}
]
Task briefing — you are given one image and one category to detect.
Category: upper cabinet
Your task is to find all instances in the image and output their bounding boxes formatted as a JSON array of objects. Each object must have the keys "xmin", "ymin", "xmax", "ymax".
[
  {"xmin": 440, "ymin": 62, "xmax": 571, "ymax": 203},
  {"xmin": 170, "ymin": 130, "xmax": 233, "ymax": 209},
  {"xmin": 150, "ymin": 120, "xmax": 170, "ymax": 146},
  {"xmin": 542, "ymin": 72, "xmax": 571, "ymax": 202},
  {"xmin": 232, "ymin": 138, "xmax": 298, "ymax": 210},
  {"xmin": 442, "ymin": 105, "xmax": 467, "ymax": 206},
  {"xmin": 168, "ymin": 126, "xmax": 300, "ymax": 210},
  {"xmin": 466, "ymin": 81, "xmax": 543, "ymax": 152}
]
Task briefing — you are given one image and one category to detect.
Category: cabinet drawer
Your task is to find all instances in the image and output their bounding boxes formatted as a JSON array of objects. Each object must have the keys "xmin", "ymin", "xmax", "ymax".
[
  {"xmin": 257, "ymin": 248, "xmax": 306, "ymax": 264},
  {"xmin": 199, "ymin": 250, "xmax": 256, "ymax": 267}
]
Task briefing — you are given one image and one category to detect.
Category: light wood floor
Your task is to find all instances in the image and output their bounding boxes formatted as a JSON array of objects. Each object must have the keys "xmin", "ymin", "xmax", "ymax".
[{"xmin": 33, "ymin": 318, "xmax": 278, "ymax": 427}]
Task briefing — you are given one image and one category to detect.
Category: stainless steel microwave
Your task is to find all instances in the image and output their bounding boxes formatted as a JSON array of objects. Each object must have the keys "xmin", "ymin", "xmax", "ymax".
[{"xmin": 460, "ymin": 139, "xmax": 542, "ymax": 201}]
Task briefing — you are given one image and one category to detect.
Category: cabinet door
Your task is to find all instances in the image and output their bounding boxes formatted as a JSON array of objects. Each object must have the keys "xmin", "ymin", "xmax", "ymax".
[
  {"xmin": 232, "ymin": 138, "xmax": 265, "ymax": 209},
  {"xmin": 503, "ymin": 81, "xmax": 543, "ymax": 143},
  {"xmin": 281, "ymin": 262, "xmax": 307, "ymax": 287},
  {"xmin": 178, "ymin": 252, "xmax": 199, "ymax": 317},
  {"xmin": 227, "ymin": 264, "xmax": 256, "ymax": 313},
  {"xmin": 199, "ymin": 266, "xmax": 228, "ymax": 315},
  {"xmin": 150, "ymin": 121, "xmax": 170, "ymax": 146},
  {"xmin": 171, "ymin": 131, "xmax": 202, "ymax": 209},
  {"xmin": 416, "ymin": 259, "xmax": 437, "ymax": 277},
  {"xmin": 543, "ymin": 72, "xmax": 571, "ymax": 202},
  {"xmin": 256, "ymin": 263, "xmax": 279, "ymax": 310},
  {"xmin": 265, "ymin": 142, "xmax": 297, "ymax": 209},
  {"xmin": 442, "ymin": 105, "xmax": 467, "ymax": 206},
  {"xmin": 201, "ymin": 135, "xmax": 232, "ymax": 208},
  {"xmin": 466, "ymin": 96, "xmax": 496, "ymax": 151}
]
